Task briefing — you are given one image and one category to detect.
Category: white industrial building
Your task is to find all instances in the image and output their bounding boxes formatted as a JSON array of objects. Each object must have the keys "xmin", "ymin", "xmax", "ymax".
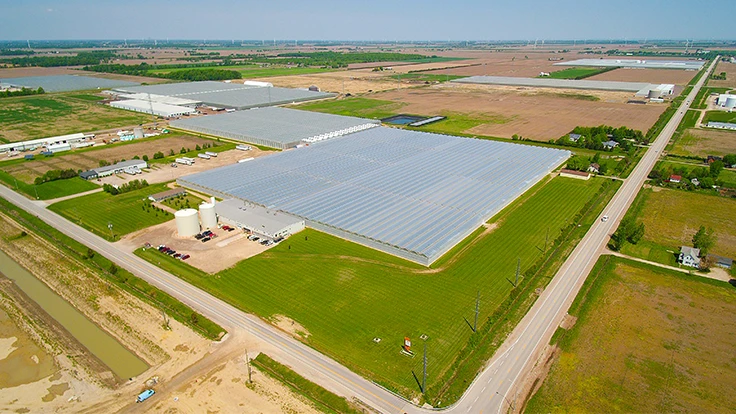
[
  {"xmin": 634, "ymin": 83, "xmax": 675, "ymax": 98},
  {"xmin": 215, "ymin": 199, "xmax": 305, "ymax": 240},
  {"xmin": 79, "ymin": 159, "xmax": 148, "ymax": 180},
  {"xmin": 115, "ymin": 93, "xmax": 201, "ymax": 108},
  {"xmin": 109, "ymin": 99, "xmax": 197, "ymax": 118},
  {"xmin": 716, "ymin": 94, "xmax": 736, "ymax": 109},
  {"xmin": 0, "ymin": 132, "xmax": 94, "ymax": 153},
  {"xmin": 46, "ymin": 142, "xmax": 72, "ymax": 153}
]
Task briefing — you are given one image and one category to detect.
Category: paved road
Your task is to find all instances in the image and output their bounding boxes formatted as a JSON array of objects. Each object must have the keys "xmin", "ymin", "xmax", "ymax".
[
  {"xmin": 454, "ymin": 57, "xmax": 719, "ymax": 414},
  {"xmin": 0, "ymin": 58, "xmax": 717, "ymax": 414}
]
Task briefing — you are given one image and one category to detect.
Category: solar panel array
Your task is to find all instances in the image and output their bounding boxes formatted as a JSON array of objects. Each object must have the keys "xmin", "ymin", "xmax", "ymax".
[
  {"xmin": 179, "ymin": 127, "xmax": 570, "ymax": 265},
  {"xmin": 0, "ymin": 75, "xmax": 139, "ymax": 92},
  {"xmin": 170, "ymin": 107, "xmax": 380, "ymax": 149},
  {"xmin": 113, "ymin": 81, "xmax": 335, "ymax": 109}
]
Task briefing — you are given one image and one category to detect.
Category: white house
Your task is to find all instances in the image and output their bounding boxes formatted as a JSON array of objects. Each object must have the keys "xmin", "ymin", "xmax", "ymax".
[{"xmin": 678, "ymin": 246, "xmax": 701, "ymax": 268}]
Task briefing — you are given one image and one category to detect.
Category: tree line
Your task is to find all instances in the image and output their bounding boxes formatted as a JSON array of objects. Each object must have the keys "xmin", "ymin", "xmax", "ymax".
[
  {"xmin": 1, "ymin": 87, "xmax": 44, "ymax": 99},
  {"xmin": 555, "ymin": 125, "xmax": 645, "ymax": 151},
  {"xmin": 84, "ymin": 63, "xmax": 242, "ymax": 81},
  {"xmin": 1, "ymin": 50, "xmax": 116, "ymax": 67},
  {"xmin": 34, "ymin": 168, "xmax": 77, "ymax": 185},
  {"xmin": 102, "ymin": 179, "xmax": 149, "ymax": 195}
]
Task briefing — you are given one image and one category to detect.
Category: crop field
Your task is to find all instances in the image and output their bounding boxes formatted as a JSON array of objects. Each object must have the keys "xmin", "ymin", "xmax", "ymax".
[
  {"xmin": 621, "ymin": 187, "xmax": 736, "ymax": 264},
  {"xmin": 0, "ymin": 94, "xmax": 150, "ymax": 143},
  {"xmin": 295, "ymin": 97, "xmax": 406, "ymax": 120},
  {"xmin": 706, "ymin": 61, "xmax": 736, "ymax": 88},
  {"xmin": 49, "ymin": 183, "xmax": 173, "ymax": 240},
  {"xmin": 149, "ymin": 65, "xmax": 336, "ymax": 78},
  {"xmin": 527, "ymin": 257, "xmax": 736, "ymax": 413},
  {"xmin": 135, "ymin": 176, "xmax": 604, "ymax": 398},
  {"xmin": 670, "ymin": 127, "xmax": 736, "ymax": 157},
  {"xmin": 703, "ymin": 110, "xmax": 736, "ymax": 124},
  {"xmin": 313, "ymin": 85, "xmax": 665, "ymax": 141},
  {"xmin": 0, "ymin": 135, "xmax": 214, "ymax": 184},
  {"xmin": 417, "ymin": 52, "xmax": 577, "ymax": 78},
  {"xmin": 544, "ymin": 67, "xmax": 609, "ymax": 79},
  {"xmin": 587, "ymin": 67, "xmax": 698, "ymax": 85}
]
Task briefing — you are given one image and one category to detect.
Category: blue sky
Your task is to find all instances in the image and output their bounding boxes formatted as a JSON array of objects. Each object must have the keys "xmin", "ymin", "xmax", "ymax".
[{"xmin": 1, "ymin": 0, "xmax": 734, "ymax": 41}]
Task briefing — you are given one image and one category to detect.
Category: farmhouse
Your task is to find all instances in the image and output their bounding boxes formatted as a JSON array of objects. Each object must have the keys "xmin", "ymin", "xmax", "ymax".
[
  {"xmin": 79, "ymin": 160, "xmax": 148, "ymax": 180},
  {"xmin": 568, "ymin": 133, "xmax": 582, "ymax": 143},
  {"xmin": 678, "ymin": 246, "xmax": 701, "ymax": 268},
  {"xmin": 588, "ymin": 163, "xmax": 600, "ymax": 174}
]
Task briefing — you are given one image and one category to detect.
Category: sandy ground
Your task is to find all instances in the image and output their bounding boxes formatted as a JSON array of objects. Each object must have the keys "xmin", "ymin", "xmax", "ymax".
[
  {"xmin": 375, "ymin": 83, "xmax": 666, "ymax": 140},
  {"xmin": 98, "ymin": 147, "xmax": 271, "ymax": 187},
  {"xmin": 707, "ymin": 61, "xmax": 736, "ymax": 88},
  {"xmin": 587, "ymin": 67, "xmax": 697, "ymax": 85},
  {"xmin": 117, "ymin": 220, "xmax": 271, "ymax": 274}
]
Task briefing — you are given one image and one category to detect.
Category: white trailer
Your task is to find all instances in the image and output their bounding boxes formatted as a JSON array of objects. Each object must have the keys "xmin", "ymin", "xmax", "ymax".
[
  {"xmin": 205, "ymin": 151, "xmax": 218, "ymax": 157},
  {"xmin": 175, "ymin": 158, "xmax": 193, "ymax": 166},
  {"xmin": 236, "ymin": 144, "xmax": 252, "ymax": 151},
  {"xmin": 237, "ymin": 157, "xmax": 254, "ymax": 163},
  {"xmin": 197, "ymin": 153, "xmax": 211, "ymax": 160}
]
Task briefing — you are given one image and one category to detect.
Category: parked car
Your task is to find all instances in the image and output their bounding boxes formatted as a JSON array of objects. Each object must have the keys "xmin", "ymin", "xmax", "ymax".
[
  {"xmin": 181, "ymin": 254, "xmax": 190, "ymax": 260},
  {"xmin": 260, "ymin": 239, "xmax": 269, "ymax": 245},
  {"xmin": 173, "ymin": 253, "xmax": 181, "ymax": 259},
  {"xmin": 195, "ymin": 233, "xmax": 204, "ymax": 240},
  {"xmin": 201, "ymin": 237, "xmax": 211, "ymax": 243},
  {"xmin": 136, "ymin": 389, "xmax": 155, "ymax": 403}
]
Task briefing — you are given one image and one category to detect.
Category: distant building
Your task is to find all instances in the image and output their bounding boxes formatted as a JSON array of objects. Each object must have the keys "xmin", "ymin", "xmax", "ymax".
[
  {"xmin": 716, "ymin": 94, "xmax": 736, "ymax": 109},
  {"xmin": 707, "ymin": 155, "xmax": 722, "ymax": 164},
  {"xmin": 706, "ymin": 121, "xmax": 736, "ymax": 131},
  {"xmin": 707, "ymin": 254, "xmax": 733, "ymax": 269},
  {"xmin": 79, "ymin": 159, "xmax": 147, "ymax": 180},
  {"xmin": 678, "ymin": 246, "xmax": 701, "ymax": 268},
  {"xmin": 602, "ymin": 140, "xmax": 619, "ymax": 150},
  {"xmin": 691, "ymin": 178, "xmax": 700, "ymax": 186},
  {"xmin": 588, "ymin": 163, "xmax": 600, "ymax": 174},
  {"xmin": 559, "ymin": 169, "xmax": 590, "ymax": 180},
  {"xmin": 668, "ymin": 174, "xmax": 682, "ymax": 183},
  {"xmin": 568, "ymin": 133, "xmax": 582, "ymax": 143},
  {"xmin": 308, "ymin": 85, "xmax": 320, "ymax": 92},
  {"xmin": 148, "ymin": 187, "xmax": 187, "ymax": 202}
]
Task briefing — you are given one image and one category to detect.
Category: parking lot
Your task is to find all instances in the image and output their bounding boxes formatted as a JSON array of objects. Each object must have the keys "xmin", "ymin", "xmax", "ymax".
[{"xmin": 117, "ymin": 219, "xmax": 273, "ymax": 273}]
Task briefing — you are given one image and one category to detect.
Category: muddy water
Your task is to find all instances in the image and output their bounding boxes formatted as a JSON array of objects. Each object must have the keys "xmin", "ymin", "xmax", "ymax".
[{"xmin": 0, "ymin": 249, "xmax": 148, "ymax": 380}]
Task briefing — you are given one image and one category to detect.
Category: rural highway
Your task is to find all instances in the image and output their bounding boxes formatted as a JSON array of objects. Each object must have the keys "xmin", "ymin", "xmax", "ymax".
[{"xmin": 0, "ymin": 57, "xmax": 716, "ymax": 414}]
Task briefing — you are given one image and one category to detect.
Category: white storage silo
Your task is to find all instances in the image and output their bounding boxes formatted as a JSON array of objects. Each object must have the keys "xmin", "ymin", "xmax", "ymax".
[
  {"xmin": 175, "ymin": 209, "xmax": 200, "ymax": 237},
  {"xmin": 726, "ymin": 96, "xmax": 736, "ymax": 109},
  {"xmin": 199, "ymin": 202, "xmax": 218, "ymax": 229},
  {"xmin": 134, "ymin": 127, "xmax": 144, "ymax": 138}
]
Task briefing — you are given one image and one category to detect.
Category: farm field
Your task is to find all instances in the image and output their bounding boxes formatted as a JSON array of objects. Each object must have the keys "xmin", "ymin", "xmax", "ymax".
[
  {"xmin": 706, "ymin": 61, "xmax": 736, "ymax": 88},
  {"xmin": 360, "ymin": 84, "xmax": 665, "ymax": 141},
  {"xmin": 0, "ymin": 94, "xmax": 150, "ymax": 143},
  {"xmin": 49, "ymin": 182, "xmax": 174, "ymax": 240},
  {"xmin": 587, "ymin": 67, "xmax": 697, "ymax": 85},
  {"xmin": 0, "ymin": 135, "xmax": 215, "ymax": 184},
  {"xmin": 703, "ymin": 110, "xmax": 736, "ymax": 124},
  {"xmin": 620, "ymin": 187, "xmax": 736, "ymax": 263},
  {"xmin": 527, "ymin": 257, "xmax": 736, "ymax": 413},
  {"xmin": 135, "ymin": 176, "xmax": 605, "ymax": 400},
  {"xmin": 295, "ymin": 97, "xmax": 406, "ymax": 120},
  {"xmin": 253, "ymin": 70, "xmax": 402, "ymax": 94},
  {"xmin": 149, "ymin": 65, "xmax": 337, "ymax": 78},
  {"xmin": 416, "ymin": 52, "xmax": 581, "ymax": 78},
  {"xmin": 544, "ymin": 67, "xmax": 609, "ymax": 79},
  {"xmin": 670, "ymin": 127, "xmax": 736, "ymax": 157}
]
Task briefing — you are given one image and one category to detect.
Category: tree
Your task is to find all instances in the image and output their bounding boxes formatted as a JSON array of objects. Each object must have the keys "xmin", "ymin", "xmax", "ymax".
[
  {"xmin": 180, "ymin": 147, "xmax": 187, "ymax": 154},
  {"xmin": 566, "ymin": 155, "xmax": 588, "ymax": 171},
  {"xmin": 142, "ymin": 154, "xmax": 149, "ymax": 162},
  {"xmin": 709, "ymin": 160, "xmax": 724, "ymax": 178},
  {"xmin": 723, "ymin": 154, "xmax": 736, "ymax": 167},
  {"xmin": 195, "ymin": 144, "xmax": 201, "ymax": 150},
  {"xmin": 592, "ymin": 152, "xmax": 601, "ymax": 163},
  {"xmin": 153, "ymin": 151, "xmax": 164, "ymax": 159},
  {"xmin": 609, "ymin": 217, "xmax": 645, "ymax": 251},
  {"xmin": 169, "ymin": 149, "xmax": 175, "ymax": 156},
  {"xmin": 692, "ymin": 226, "xmax": 716, "ymax": 256}
]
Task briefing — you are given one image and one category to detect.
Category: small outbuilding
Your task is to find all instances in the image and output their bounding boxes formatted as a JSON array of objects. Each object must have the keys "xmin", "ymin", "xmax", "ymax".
[
  {"xmin": 602, "ymin": 140, "xmax": 619, "ymax": 150},
  {"xmin": 559, "ymin": 169, "xmax": 591, "ymax": 180},
  {"xmin": 707, "ymin": 254, "xmax": 733, "ymax": 269},
  {"xmin": 148, "ymin": 187, "xmax": 187, "ymax": 202}
]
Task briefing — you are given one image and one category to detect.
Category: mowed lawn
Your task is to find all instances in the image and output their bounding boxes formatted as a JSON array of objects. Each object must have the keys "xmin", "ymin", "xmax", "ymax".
[
  {"xmin": 0, "ymin": 94, "xmax": 149, "ymax": 142},
  {"xmin": 527, "ymin": 257, "xmax": 736, "ymax": 413},
  {"xmin": 49, "ymin": 183, "xmax": 173, "ymax": 240},
  {"xmin": 296, "ymin": 97, "xmax": 406, "ymax": 120},
  {"xmin": 545, "ymin": 67, "xmax": 609, "ymax": 79},
  {"xmin": 136, "ymin": 176, "xmax": 603, "ymax": 396},
  {"xmin": 622, "ymin": 187, "xmax": 736, "ymax": 263},
  {"xmin": 0, "ymin": 170, "xmax": 98, "ymax": 200}
]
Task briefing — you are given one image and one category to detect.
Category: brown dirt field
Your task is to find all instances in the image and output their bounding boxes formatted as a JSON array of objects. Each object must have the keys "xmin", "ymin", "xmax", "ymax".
[
  {"xmin": 417, "ymin": 51, "xmax": 589, "ymax": 78},
  {"xmin": 0, "ymin": 67, "xmax": 163, "ymax": 85},
  {"xmin": 255, "ymin": 70, "xmax": 401, "ymax": 94},
  {"xmin": 2, "ymin": 135, "xmax": 213, "ymax": 183},
  {"xmin": 587, "ymin": 67, "xmax": 697, "ymax": 85},
  {"xmin": 707, "ymin": 61, "xmax": 736, "ymax": 88},
  {"xmin": 671, "ymin": 127, "xmax": 736, "ymax": 157},
  {"xmin": 375, "ymin": 83, "xmax": 666, "ymax": 140}
]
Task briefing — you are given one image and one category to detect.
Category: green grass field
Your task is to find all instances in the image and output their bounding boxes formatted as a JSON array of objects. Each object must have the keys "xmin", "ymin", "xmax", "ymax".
[
  {"xmin": 150, "ymin": 65, "xmax": 336, "ymax": 78},
  {"xmin": 0, "ymin": 171, "xmax": 98, "ymax": 200},
  {"xmin": 49, "ymin": 183, "xmax": 173, "ymax": 240},
  {"xmin": 621, "ymin": 187, "xmax": 736, "ymax": 262},
  {"xmin": 135, "ymin": 176, "xmax": 604, "ymax": 399},
  {"xmin": 544, "ymin": 67, "xmax": 610, "ymax": 79},
  {"xmin": 417, "ymin": 111, "xmax": 512, "ymax": 135},
  {"xmin": 67, "ymin": 93, "xmax": 105, "ymax": 102},
  {"xmin": 295, "ymin": 97, "xmax": 406, "ymax": 120},
  {"xmin": 527, "ymin": 256, "xmax": 736, "ymax": 413},
  {"xmin": 0, "ymin": 94, "xmax": 150, "ymax": 142},
  {"xmin": 703, "ymin": 110, "xmax": 736, "ymax": 124}
]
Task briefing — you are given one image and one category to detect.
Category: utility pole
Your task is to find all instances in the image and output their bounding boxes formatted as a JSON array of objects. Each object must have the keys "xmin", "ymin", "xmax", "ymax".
[
  {"xmin": 544, "ymin": 226, "xmax": 549, "ymax": 254},
  {"xmin": 422, "ymin": 341, "xmax": 427, "ymax": 393},
  {"xmin": 514, "ymin": 257, "xmax": 521, "ymax": 287},
  {"xmin": 108, "ymin": 222, "xmax": 114, "ymax": 239},
  {"xmin": 473, "ymin": 290, "xmax": 480, "ymax": 332},
  {"xmin": 245, "ymin": 349, "xmax": 252, "ymax": 383}
]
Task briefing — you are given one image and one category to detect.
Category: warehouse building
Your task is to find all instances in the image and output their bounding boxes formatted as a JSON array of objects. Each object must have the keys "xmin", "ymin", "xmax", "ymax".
[
  {"xmin": 706, "ymin": 121, "xmax": 736, "ymax": 130},
  {"xmin": 0, "ymin": 74, "xmax": 139, "ymax": 93},
  {"xmin": 215, "ymin": 199, "xmax": 305, "ymax": 240},
  {"xmin": 170, "ymin": 107, "xmax": 380, "ymax": 149},
  {"xmin": 79, "ymin": 160, "xmax": 148, "ymax": 180},
  {"xmin": 114, "ymin": 93, "xmax": 201, "ymax": 108},
  {"xmin": 111, "ymin": 81, "xmax": 335, "ymax": 110},
  {"xmin": 179, "ymin": 127, "xmax": 569, "ymax": 265},
  {"xmin": 554, "ymin": 59, "xmax": 705, "ymax": 70},
  {"xmin": 716, "ymin": 94, "xmax": 736, "ymax": 109},
  {"xmin": 109, "ymin": 99, "xmax": 198, "ymax": 118},
  {"xmin": 454, "ymin": 76, "xmax": 675, "ymax": 97},
  {"xmin": 0, "ymin": 132, "xmax": 94, "ymax": 153}
]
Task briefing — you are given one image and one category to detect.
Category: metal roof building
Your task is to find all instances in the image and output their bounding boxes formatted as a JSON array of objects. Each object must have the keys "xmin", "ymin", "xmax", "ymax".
[
  {"xmin": 215, "ymin": 199, "xmax": 305, "ymax": 240},
  {"xmin": 179, "ymin": 127, "xmax": 570, "ymax": 265},
  {"xmin": 453, "ymin": 76, "xmax": 651, "ymax": 92},
  {"xmin": 115, "ymin": 93, "xmax": 201, "ymax": 108},
  {"xmin": 555, "ymin": 59, "xmax": 705, "ymax": 70},
  {"xmin": 170, "ymin": 107, "xmax": 380, "ymax": 149},
  {"xmin": 112, "ymin": 81, "xmax": 335, "ymax": 110},
  {"xmin": 0, "ymin": 75, "xmax": 139, "ymax": 92},
  {"xmin": 109, "ymin": 99, "xmax": 198, "ymax": 118}
]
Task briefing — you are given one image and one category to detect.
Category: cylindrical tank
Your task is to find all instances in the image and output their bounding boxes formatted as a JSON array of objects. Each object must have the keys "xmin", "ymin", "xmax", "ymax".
[
  {"xmin": 175, "ymin": 209, "xmax": 200, "ymax": 237},
  {"xmin": 133, "ymin": 127, "xmax": 144, "ymax": 138},
  {"xmin": 725, "ymin": 96, "xmax": 736, "ymax": 109},
  {"xmin": 648, "ymin": 89, "xmax": 663, "ymax": 99},
  {"xmin": 199, "ymin": 203, "xmax": 217, "ymax": 229}
]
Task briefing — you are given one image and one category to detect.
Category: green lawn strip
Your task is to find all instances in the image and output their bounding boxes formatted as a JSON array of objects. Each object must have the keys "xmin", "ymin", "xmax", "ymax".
[
  {"xmin": 48, "ymin": 183, "xmax": 173, "ymax": 240},
  {"xmin": 0, "ymin": 170, "xmax": 98, "ymax": 200},
  {"xmin": 66, "ymin": 93, "xmax": 105, "ymax": 102},
  {"xmin": 416, "ymin": 111, "xmax": 511, "ymax": 135},
  {"xmin": 295, "ymin": 97, "xmax": 407, "ymax": 120},
  {"xmin": 527, "ymin": 256, "xmax": 736, "ymax": 413},
  {"xmin": 135, "ymin": 176, "xmax": 610, "ymax": 404},
  {"xmin": 251, "ymin": 354, "xmax": 363, "ymax": 414},
  {"xmin": 0, "ymin": 195, "xmax": 224, "ymax": 340},
  {"xmin": 544, "ymin": 67, "xmax": 615, "ymax": 80},
  {"xmin": 0, "ymin": 94, "xmax": 150, "ymax": 142},
  {"xmin": 703, "ymin": 110, "xmax": 736, "ymax": 124}
]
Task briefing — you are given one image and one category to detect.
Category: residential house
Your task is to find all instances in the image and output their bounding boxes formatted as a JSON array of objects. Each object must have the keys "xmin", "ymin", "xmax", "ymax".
[
  {"xmin": 588, "ymin": 163, "xmax": 600, "ymax": 174},
  {"xmin": 602, "ymin": 140, "xmax": 619, "ymax": 150},
  {"xmin": 568, "ymin": 133, "xmax": 582, "ymax": 143},
  {"xmin": 707, "ymin": 155, "xmax": 722, "ymax": 164},
  {"xmin": 678, "ymin": 246, "xmax": 701, "ymax": 268},
  {"xmin": 668, "ymin": 174, "xmax": 682, "ymax": 183}
]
